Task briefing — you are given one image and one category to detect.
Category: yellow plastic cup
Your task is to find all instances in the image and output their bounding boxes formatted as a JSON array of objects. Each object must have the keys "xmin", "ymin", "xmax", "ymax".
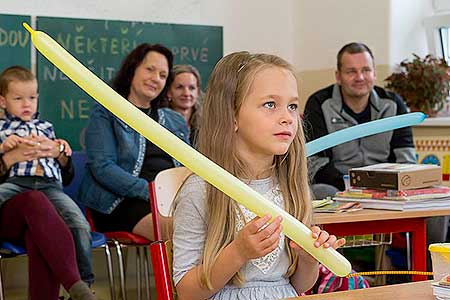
[{"xmin": 429, "ymin": 243, "xmax": 450, "ymax": 280}]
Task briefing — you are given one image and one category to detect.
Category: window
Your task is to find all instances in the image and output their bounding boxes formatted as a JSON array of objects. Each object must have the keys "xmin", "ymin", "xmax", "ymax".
[
  {"xmin": 440, "ymin": 27, "xmax": 450, "ymax": 63},
  {"xmin": 424, "ymin": 14, "xmax": 450, "ymax": 60}
]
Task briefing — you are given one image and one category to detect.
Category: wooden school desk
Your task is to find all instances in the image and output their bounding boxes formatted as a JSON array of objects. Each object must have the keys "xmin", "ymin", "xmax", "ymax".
[
  {"xmin": 286, "ymin": 280, "xmax": 434, "ymax": 300},
  {"xmin": 314, "ymin": 208, "xmax": 450, "ymax": 281}
]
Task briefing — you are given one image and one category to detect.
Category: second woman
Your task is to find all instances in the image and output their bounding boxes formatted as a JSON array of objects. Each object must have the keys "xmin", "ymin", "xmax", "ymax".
[{"xmin": 168, "ymin": 64, "xmax": 202, "ymax": 145}]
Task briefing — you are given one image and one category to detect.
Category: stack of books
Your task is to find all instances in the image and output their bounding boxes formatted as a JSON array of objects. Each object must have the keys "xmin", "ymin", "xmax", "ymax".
[
  {"xmin": 333, "ymin": 163, "xmax": 450, "ymax": 211},
  {"xmin": 333, "ymin": 186, "xmax": 450, "ymax": 211},
  {"xmin": 312, "ymin": 198, "xmax": 361, "ymax": 213},
  {"xmin": 432, "ymin": 274, "xmax": 450, "ymax": 299}
]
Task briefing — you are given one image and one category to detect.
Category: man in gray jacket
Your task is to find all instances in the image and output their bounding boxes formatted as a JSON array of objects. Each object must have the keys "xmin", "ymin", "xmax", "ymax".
[
  {"xmin": 304, "ymin": 42, "xmax": 448, "ymax": 249},
  {"xmin": 304, "ymin": 42, "xmax": 416, "ymax": 192}
]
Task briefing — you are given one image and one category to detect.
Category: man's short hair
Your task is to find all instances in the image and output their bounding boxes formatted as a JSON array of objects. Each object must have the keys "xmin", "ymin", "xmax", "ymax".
[{"xmin": 337, "ymin": 42, "xmax": 374, "ymax": 71}]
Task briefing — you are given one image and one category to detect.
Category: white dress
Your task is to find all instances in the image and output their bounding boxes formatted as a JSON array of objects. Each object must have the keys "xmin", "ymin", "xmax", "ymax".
[{"xmin": 172, "ymin": 175, "xmax": 298, "ymax": 300}]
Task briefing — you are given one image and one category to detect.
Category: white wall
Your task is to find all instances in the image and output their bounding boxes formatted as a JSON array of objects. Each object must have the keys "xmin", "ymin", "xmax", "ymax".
[
  {"xmin": 0, "ymin": 0, "xmax": 204, "ymax": 24},
  {"xmin": 295, "ymin": 0, "xmax": 438, "ymax": 72},
  {"xmin": 213, "ymin": 0, "xmax": 296, "ymax": 60},
  {"xmin": 389, "ymin": 0, "xmax": 434, "ymax": 67},
  {"xmin": 433, "ymin": 0, "xmax": 450, "ymax": 12},
  {"xmin": 295, "ymin": 0, "xmax": 391, "ymax": 71},
  {"xmin": 0, "ymin": 0, "xmax": 297, "ymax": 62}
]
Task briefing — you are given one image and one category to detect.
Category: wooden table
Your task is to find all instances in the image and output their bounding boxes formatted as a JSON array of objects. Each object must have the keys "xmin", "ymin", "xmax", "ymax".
[
  {"xmin": 287, "ymin": 280, "xmax": 434, "ymax": 300},
  {"xmin": 314, "ymin": 208, "xmax": 450, "ymax": 281}
]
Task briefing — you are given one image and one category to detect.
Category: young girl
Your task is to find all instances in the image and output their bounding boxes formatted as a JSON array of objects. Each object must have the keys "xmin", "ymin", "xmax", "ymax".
[{"xmin": 172, "ymin": 52, "xmax": 345, "ymax": 300}]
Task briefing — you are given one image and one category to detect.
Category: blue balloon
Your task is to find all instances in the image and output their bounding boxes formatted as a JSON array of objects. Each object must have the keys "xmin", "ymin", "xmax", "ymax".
[{"xmin": 305, "ymin": 112, "xmax": 426, "ymax": 157}]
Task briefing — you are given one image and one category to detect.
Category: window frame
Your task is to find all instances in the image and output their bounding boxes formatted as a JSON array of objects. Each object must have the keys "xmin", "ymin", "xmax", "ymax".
[{"xmin": 424, "ymin": 14, "xmax": 450, "ymax": 61}]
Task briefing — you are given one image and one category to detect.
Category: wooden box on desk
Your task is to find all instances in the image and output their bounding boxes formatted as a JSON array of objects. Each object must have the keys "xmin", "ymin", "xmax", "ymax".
[{"xmin": 349, "ymin": 163, "xmax": 441, "ymax": 190}]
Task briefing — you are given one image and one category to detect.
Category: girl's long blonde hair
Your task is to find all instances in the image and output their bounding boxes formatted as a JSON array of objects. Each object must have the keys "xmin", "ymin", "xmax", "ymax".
[{"xmin": 197, "ymin": 51, "xmax": 312, "ymax": 289}]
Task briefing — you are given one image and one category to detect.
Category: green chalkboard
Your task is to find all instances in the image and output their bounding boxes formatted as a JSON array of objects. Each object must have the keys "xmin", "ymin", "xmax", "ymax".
[
  {"xmin": 0, "ymin": 14, "xmax": 31, "ymax": 72},
  {"xmin": 36, "ymin": 16, "xmax": 223, "ymax": 150}
]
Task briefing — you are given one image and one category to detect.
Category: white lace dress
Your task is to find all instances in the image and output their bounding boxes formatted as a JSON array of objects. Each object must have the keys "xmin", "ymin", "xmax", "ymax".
[{"xmin": 172, "ymin": 175, "xmax": 298, "ymax": 300}]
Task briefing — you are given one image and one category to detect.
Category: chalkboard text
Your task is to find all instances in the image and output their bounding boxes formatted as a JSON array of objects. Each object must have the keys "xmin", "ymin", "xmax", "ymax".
[
  {"xmin": 0, "ymin": 28, "xmax": 29, "ymax": 47},
  {"xmin": 172, "ymin": 46, "xmax": 209, "ymax": 62},
  {"xmin": 56, "ymin": 33, "xmax": 138, "ymax": 56},
  {"xmin": 61, "ymin": 99, "xmax": 90, "ymax": 120},
  {"xmin": 43, "ymin": 65, "xmax": 116, "ymax": 82}
]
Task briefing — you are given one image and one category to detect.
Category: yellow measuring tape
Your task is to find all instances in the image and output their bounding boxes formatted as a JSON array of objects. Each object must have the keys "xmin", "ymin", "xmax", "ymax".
[{"xmin": 346, "ymin": 270, "xmax": 433, "ymax": 278}]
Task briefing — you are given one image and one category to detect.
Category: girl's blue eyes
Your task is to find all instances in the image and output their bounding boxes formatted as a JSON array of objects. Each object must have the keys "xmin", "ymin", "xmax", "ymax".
[
  {"xmin": 263, "ymin": 102, "xmax": 298, "ymax": 111},
  {"xmin": 288, "ymin": 104, "xmax": 298, "ymax": 111},
  {"xmin": 263, "ymin": 102, "xmax": 275, "ymax": 108}
]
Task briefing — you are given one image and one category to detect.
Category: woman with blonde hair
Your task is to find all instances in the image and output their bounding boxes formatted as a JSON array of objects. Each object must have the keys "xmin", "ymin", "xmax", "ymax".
[
  {"xmin": 167, "ymin": 64, "xmax": 202, "ymax": 145},
  {"xmin": 172, "ymin": 52, "xmax": 345, "ymax": 300}
]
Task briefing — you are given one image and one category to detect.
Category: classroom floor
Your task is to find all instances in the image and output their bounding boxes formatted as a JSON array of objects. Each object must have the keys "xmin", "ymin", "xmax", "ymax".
[{"xmin": 2, "ymin": 248, "xmax": 158, "ymax": 300}]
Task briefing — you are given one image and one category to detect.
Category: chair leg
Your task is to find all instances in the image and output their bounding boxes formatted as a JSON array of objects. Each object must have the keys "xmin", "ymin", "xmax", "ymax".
[
  {"xmin": 114, "ymin": 240, "xmax": 127, "ymax": 300},
  {"xmin": 103, "ymin": 242, "xmax": 116, "ymax": 300},
  {"xmin": 0, "ymin": 256, "xmax": 5, "ymax": 300},
  {"xmin": 136, "ymin": 247, "xmax": 142, "ymax": 300},
  {"xmin": 143, "ymin": 247, "xmax": 151, "ymax": 300},
  {"xmin": 406, "ymin": 232, "xmax": 412, "ymax": 270}
]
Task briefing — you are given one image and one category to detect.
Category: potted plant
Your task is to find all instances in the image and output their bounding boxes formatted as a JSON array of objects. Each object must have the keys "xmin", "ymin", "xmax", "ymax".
[{"xmin": 384, "ymin": 54, "xmax": 450, "ymax": 116}]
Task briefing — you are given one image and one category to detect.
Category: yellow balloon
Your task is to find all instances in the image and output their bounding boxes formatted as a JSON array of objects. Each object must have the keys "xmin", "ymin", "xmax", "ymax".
[{"xmin": 24, "ymin": 23, "xmax": 351, "ymax": 276}]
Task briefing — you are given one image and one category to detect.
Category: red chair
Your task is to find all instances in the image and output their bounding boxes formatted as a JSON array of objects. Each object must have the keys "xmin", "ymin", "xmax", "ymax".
[
  {"xmin": 149, "ymin": 167, "xmax": 192, "ymax": 300},
  {"xmin": 86, "ymin": 166, "xmax": 191, "ymax": 300},
  {"xmin": 85, "ymin": 209, "xmax": 152, "ymax": 300}
]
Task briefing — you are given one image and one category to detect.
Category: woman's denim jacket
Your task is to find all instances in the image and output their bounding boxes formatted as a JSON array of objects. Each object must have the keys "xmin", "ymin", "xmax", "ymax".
[{"xmin": 78, "ymin": 103, "xmax": 190, "ymax": 214}]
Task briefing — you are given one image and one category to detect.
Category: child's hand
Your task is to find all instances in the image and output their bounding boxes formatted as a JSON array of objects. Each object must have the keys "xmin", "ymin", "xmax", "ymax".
[
  {"xmin": 1, "ymin": 135, "xmax": 26, "ymax": 153},
  {"xmin": 310, "ymin": 226, "xmax": 346, "ymax": 249},
  {"xmin": 55, "ymin": 139, "xmax": 72, "ymax": 157},
  {"xmin": 233, "ymin": 215, "xmax": 283, "ymax": 262},
  {"xmin": 290, "ymin": 226, "xmax": 346, "ymax": 253}
]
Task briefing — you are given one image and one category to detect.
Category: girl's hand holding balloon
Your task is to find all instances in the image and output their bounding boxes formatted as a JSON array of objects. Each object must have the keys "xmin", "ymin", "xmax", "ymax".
[
  {"xmin": 290, "ymin": 226, "xmax": 346, "ymax": 260},
  {"xmin": 233, "ymin": 215, "xmax": 283, "ymax": 263}
]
